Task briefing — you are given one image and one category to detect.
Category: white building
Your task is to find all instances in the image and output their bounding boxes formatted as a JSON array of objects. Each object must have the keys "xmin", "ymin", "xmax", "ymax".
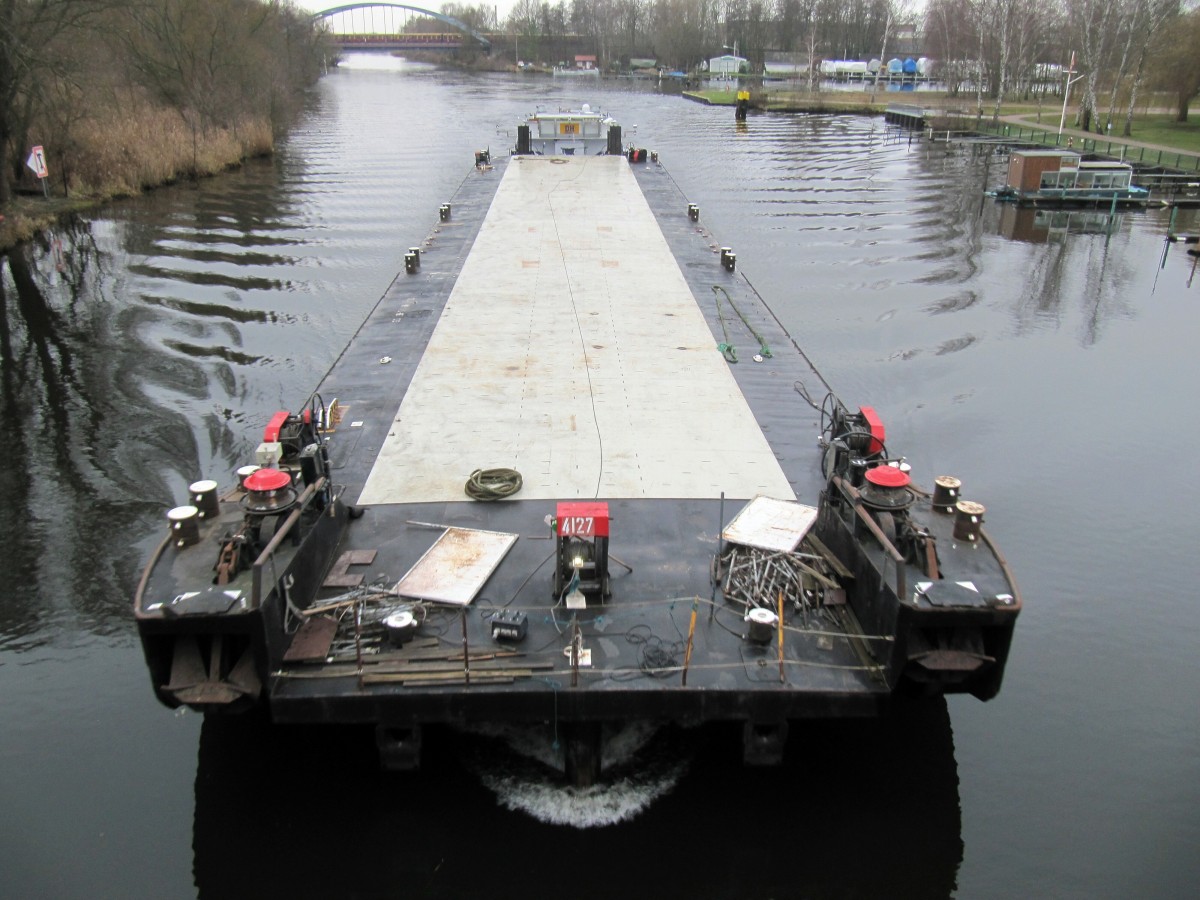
[{"xmin": 707, "ymin": 54, "xmax": 748, "ymax": 75}]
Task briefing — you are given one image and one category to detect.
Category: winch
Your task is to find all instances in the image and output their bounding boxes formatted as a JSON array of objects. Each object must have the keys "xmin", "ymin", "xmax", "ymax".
[
  {"xmin": 819, "ymin": 394, "xmax": 887, "ymax": 486},
  {"xmin": 819, "ymin": 392, "xmax": 940, "ymax": 578},
  {"xmin": 860, "ymin": 464, "xmax": 914, "ymax": 512},
  {"xmin": 213, "ymin": 399, "xmax": 333, "ymax": 585},
  {"xmin": 258, "ymin": 405, "xmax": 323, "ymax": 467},
  {"xmin": 552, "ymin": 501, "xmax": 611, "ymax": 602}
]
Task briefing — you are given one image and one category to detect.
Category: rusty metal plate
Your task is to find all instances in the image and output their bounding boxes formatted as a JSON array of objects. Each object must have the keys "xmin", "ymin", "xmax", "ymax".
[
  {"xmin": 394, "ymin": 527, "xmax": 518, "ymax": 606},
  {"xmin": 323, "ymin": 548, "xmax": 377, "ymax": 588},
  {"xmin": 283, "ymin": 617, "xmax": 338, "ymax": 662},
  {"xmin": 723, "ymin": 496, "xmax": 818, "ymax": 553},
  {"xmin": 740, "ymin": 644, "xmax": 781, "ymax": 683}
]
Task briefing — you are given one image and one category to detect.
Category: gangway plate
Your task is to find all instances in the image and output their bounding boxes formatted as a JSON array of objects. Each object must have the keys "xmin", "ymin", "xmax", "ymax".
[
  {"xmin": 394, "ymin": 527, "xmax": 519, "ymax": 606},
  {"xmin": 722, "ymin": 496, "xmax": 818, "ymax": 553}
]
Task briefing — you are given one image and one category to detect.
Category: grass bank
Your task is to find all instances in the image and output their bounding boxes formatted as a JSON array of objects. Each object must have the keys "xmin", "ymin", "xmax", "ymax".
[
  {"xmin": 686, "ymin": 88, "xmax": 887, "ymax": 114},
  {"xmin": 687, "ymin": 87, "xmax": 1200, "ymax": 158},
  {"xmin": 1003, "ymin": 113, "xmax": 1200, "ymax": 154},
  {"xmin": 1, "ymin": 100, "xmax": 273, "ymax": 253}
]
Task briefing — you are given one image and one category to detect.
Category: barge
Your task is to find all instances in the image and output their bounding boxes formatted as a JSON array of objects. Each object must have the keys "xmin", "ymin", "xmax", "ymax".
[{"xmin": 135, "ymin": 109, "xmax": 1021, "ymax": 782}]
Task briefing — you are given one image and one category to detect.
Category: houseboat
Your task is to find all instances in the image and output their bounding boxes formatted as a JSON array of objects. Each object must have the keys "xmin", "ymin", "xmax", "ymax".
[{"xmin": 992, "ymin": 149, "xmax": 1149, "ymax": 206}]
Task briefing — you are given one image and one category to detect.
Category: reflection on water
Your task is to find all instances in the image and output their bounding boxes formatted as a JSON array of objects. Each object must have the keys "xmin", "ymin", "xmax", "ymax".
[
  {"xmin": 0, "ymin": 225, "xmax": 198, "ymax": 647},
  {"xmin": 997, "ymin": 206, "xmax": 1129, "ymax": 243},
  {"xmin": 194, "ymin": 704, "xmax": 961, "ymax": 900}
]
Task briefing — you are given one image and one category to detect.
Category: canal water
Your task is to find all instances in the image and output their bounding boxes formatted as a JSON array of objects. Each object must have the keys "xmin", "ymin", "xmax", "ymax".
[{"xmin": 2, "ymin": 57, "xmax": 1197, "ymax": 898}]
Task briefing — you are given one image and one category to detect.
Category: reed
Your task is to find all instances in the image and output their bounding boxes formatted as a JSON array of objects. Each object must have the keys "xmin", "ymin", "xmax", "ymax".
[{"xmin": 65, "ymin": 103, "xmax": 274, "ymax": 199}]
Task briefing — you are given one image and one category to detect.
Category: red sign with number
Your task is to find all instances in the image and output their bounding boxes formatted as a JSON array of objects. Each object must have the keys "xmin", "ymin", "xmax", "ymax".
[{"xmin": 556, "ymin": 501, "xmax": 609, "ymax": 537}]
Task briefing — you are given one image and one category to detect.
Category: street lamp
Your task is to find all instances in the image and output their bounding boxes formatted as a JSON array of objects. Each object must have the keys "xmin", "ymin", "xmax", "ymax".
[{"xmin": 1059, "ymin": 51, "xmax": 1085, "ymax": 137}]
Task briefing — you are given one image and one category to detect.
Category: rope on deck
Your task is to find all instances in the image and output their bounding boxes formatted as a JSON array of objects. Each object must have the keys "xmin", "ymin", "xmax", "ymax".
[
  {"xmin": 712, "ymin": 284, "xmax": 771, "ymax": 361},
  {"xmin": 465, "ymin": 467, "xmax": 523, "ymax": 501}
]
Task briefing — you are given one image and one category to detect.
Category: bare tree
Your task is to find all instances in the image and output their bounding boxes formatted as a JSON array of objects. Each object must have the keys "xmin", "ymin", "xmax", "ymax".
[
  {"xmin": 924, "ymin": 0, "xmax": 976, "ymax": 95},
  {"xmin": 1151, "ymin": 3, "xmax": 1200, "ymax": 121},
  {"xmin": 0, "ymin": 0, "xmax": 109, "ymax": 203},
  {"xmin": 987, "ymin": 0, "xmax": 1048, "ymax": 121},
  {"xmin": 440, "ymin": 3, "xmax": 498, "ymax": 31},
  {"xmin": 1122, "ymin": 0, "xmax": 1178, "ymax": 135},
  {"xmin": 869, "ymin": 1, "xmax": 893, "ymax": 101},
  {"xmin": 612, "ymin": 0, "xmax": 649, "ymax": 63},
  {"xmin": 1066, "ymin": 0, "xmax": 1119, "ymax": 132},
  {"xmin": 650, "ymin": 0, "xmax": 718, "ymax": 70},
  {"xmin": 504, "ymin": 0, "xmax": 546, "ymax": 63}
]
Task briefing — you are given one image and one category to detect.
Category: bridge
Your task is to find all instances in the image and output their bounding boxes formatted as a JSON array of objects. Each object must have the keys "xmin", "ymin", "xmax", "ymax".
[{"xmin": 312, "ymin": 3, "xmax": 491, "ymax": 52}]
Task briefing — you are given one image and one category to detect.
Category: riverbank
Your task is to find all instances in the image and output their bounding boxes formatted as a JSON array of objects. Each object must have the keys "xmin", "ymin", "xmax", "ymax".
[
  {"xmin": 0, "ymin": 106, "xmax": 273, "ymax": 254},
  {"xmin": 686, "ymin": 87, "xmax": 1198, "ymax": 145},
  {"xmin": 0, "ymin": 196, "xmax": 95, "ymax": 249},
  {"xmin": 684, "ymin": 88, "xmax": 885, "ymax": 115}
]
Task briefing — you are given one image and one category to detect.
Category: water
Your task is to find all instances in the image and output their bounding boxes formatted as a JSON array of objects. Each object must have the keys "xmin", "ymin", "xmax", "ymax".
[{"xmin": 2, "ymin": 57, "xmax": 1198, "ymax": 898}]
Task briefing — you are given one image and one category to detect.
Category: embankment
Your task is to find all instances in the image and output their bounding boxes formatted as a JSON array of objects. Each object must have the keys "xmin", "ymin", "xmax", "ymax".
[{"xmin": 2, "ymin": 102, "xmax": 273, "ymax": 253}]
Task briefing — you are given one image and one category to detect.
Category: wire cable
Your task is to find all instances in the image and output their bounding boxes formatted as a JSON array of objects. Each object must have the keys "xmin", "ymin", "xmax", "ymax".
[{"xmin": 547, "ymin": 159, "xmax": 606, "ymax": 498}]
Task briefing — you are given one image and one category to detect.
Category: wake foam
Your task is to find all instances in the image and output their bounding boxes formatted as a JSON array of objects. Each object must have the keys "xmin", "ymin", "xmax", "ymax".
[{"xmin": 458, "ymin": 721, "xmax": 689, "ymax": 828}]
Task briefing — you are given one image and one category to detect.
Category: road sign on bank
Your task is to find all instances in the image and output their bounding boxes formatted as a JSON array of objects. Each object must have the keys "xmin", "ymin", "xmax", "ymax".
[{"xmin": 27, "ymin": 145, "xmax": 48, "ymax": 179}]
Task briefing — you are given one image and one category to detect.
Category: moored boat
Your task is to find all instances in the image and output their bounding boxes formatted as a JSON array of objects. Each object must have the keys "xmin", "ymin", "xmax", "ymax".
[
  {"xmin": 991, "ymin": 149, "xmax": 1150, "ymax": 206},
  {"xmin": 134, "ymin": 110, "xmax": 1021, "ymax": 785},
  {"xmin": 514, "ymin": 103, "xmax": 620, "ymax": 155}
]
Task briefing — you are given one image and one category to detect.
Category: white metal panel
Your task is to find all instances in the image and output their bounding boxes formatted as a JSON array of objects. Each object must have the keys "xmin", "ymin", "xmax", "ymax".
[
  {"xmin": 393, "ymin": 527, "xmax": 519, "ymax": 606},
  {"xmin": 722, "ymin": 496, "xmax": 819, "ymax": 553}
]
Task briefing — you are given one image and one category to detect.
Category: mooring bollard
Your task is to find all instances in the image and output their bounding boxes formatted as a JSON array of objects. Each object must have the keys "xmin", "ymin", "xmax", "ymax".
[
  {"xmin": 167, "ymin": 505, "xmax": 201, "ymax": 548},
  {"xmin": 439, "ymin": 203, "xmax": 451, "ymax": 222},
  {"xmin": 953, "ymin": 500, "xmax": 985, "ymax": 543},
  {"xmin": 688, "ymin": 203, "xmax": 699, "ymax": 222},
  {"xmin": 721, "ymin": 247, "xmax": 736, "ymax": 272},
  {"xmin": 932, "ymin": 475, "xmax": 962, "ymax": 513},
  {"xmin": 188, "ymin": 479, "xmax": 220, "ymax": 519}
]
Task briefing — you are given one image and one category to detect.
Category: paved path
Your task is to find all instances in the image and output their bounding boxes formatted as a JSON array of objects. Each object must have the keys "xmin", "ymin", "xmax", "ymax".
[{"xmin": 997, "ymin": 112, "xmax": 1196, "ymax": 158}]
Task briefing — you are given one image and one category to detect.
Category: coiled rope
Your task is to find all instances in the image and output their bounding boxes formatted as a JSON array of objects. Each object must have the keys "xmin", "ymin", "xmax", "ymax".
[{"xmin": 464, "ymin": 467, "xmax": 523, "ymax": 501}]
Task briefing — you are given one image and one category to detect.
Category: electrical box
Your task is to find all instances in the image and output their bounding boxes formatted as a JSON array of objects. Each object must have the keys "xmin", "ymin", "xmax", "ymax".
[
  {"xmin": 490, "ymin": 610, "xmax": 528, "ymax": 642},
  {"xmin": 256, "ymin": 442, "xmax": 283, "ymax": 468}
]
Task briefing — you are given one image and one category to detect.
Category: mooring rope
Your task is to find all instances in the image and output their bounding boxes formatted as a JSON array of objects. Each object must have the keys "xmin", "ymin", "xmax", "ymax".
[
  {"xmin": 464, "ymin": 467, "xmax": 523, "ymax": 501},
  {"xmin": 712, "ymin": 285, "xmax": 771, "ymax": 360},
  {"xmin": 712, "ymin": 285, "xmax": 738, "ymax": 362}
]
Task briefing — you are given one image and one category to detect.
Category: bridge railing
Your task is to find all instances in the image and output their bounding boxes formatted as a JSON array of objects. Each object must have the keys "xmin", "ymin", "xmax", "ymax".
[{"xmin": 336, "ymin": 32, "xmax": 463, "ymax": 46}]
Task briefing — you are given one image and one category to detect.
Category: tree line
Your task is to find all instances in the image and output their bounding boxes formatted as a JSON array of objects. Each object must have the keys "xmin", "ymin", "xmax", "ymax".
[
  {"xmin": 924, "ymin": 0, "xmax": 1200, "ymax": 132},
  {"xmin": 2, "ymin": 0, "xmax": 1196, "ymax": 208},
  {"xmin": 0, "ymin": 0, "xmax": 331, "ymax": 205},
  {"xmin": 439, "ymin": 0, "xmax": 1200, "ymax": 128}
]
